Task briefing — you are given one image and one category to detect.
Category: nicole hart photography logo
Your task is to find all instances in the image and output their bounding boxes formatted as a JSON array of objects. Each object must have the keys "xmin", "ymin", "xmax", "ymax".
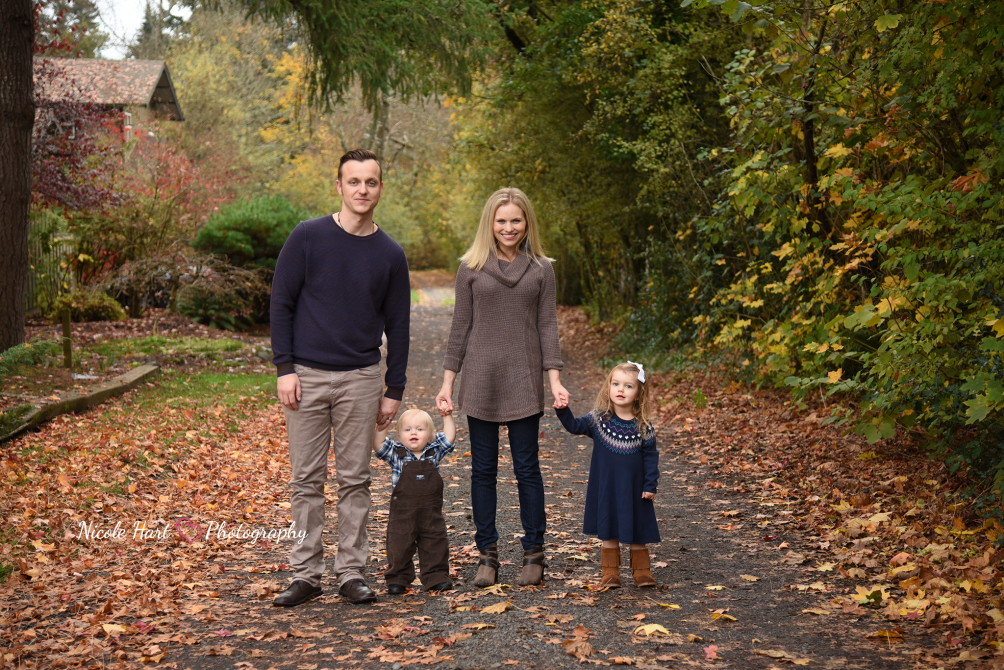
[{"xmin": 76, "ymin": 519, "xmax": 307, "ymax": 545}]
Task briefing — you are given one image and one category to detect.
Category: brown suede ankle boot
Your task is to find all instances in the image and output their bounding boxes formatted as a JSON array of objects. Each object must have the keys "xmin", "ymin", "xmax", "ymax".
[
  {"xmin": 630, "ymin": 547, "xmax": 656, "ymax": 587},
  {"xmin": 474, "ymin": 544, "xmax": 499, "ymax": 588},
  {"xmin": 516, "ymin": 545, "xmax": 545, "ymax": 586},
  {"xmin": 600, "ymin": 547, "xmax": 621, "ymax": 588}
]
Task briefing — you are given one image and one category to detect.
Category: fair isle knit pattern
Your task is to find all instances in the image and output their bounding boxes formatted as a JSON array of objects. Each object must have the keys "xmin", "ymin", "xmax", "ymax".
[{"xmin": 588, "ymin": 410, "xmax": 656, "ymax": 455}]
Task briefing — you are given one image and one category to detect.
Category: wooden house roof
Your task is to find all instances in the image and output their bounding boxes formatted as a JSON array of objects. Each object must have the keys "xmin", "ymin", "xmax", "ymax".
[{"xmin": 35, "ymin": 58, "xmax": 184, "ymax": 121}]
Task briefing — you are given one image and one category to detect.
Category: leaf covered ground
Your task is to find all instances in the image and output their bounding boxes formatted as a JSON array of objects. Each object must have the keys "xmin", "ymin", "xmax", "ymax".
[{"xmin": 1, "ymin": 297, "xmax": 1002, "ymax": 669}]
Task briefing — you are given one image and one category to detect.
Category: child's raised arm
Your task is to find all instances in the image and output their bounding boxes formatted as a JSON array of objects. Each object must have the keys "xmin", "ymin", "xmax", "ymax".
[
  {"xmin": 440, "ymin": 408, "xmax": 456, "ymax": 444},
  {"xmin": 374, "ymin": 424, "xmax": 391, "ymax": 452}
]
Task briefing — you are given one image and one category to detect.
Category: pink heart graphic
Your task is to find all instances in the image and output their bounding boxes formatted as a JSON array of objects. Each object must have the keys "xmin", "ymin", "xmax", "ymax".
[{"xmin": 175, "ymin": 517, "xmax": 203, "ymax": 544}]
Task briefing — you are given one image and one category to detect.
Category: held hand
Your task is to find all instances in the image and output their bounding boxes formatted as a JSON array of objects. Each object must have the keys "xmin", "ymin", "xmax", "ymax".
[
  {"xmin": 435, "ymin": 385, "xmax": 454, "ymax": 414},
  {"xmin": 641, "ymin": 491, "xmax": 656, "ymax": 500},
  {"xmin": 438, "ymin": 406, "xmax": 453, "ymax": 417},
  {"xmin": 377, "ymin": 397, "xmax": 401, "ymax": 431},
  {"xmin": 551, "ymin": 382, "xmax": 570, "ymax": 409},
  {"xmin": 277, "ymin": 373, "xmax": 301, "ymax": 411}
]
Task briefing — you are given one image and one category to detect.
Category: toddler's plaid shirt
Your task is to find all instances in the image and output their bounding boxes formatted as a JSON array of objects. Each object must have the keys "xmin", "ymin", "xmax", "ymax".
[{"xmin": 375, "ymin": 432, "xmax": 455, "ymax": 487}]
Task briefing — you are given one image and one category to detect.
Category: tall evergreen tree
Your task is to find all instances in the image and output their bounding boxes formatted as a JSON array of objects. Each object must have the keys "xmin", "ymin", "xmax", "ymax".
[{"xmin": 36, "ymin": 0, "xmax": 108, "ymax": 57}]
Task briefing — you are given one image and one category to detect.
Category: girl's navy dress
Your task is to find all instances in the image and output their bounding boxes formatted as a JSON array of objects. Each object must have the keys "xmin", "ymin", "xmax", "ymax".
[{"xmin": 556, "ymin": 406, "xmax": 661, "ymax": 544}]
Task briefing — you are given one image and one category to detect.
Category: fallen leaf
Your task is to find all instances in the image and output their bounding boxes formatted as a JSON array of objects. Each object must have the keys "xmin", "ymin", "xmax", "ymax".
[
  {"xmin": 703, "ymin": 644, "xmax": 718, "ymax": 660},
  {"xmin": 866, "ymin": 629, "xmax": 903, "ymax": 642},
  {"xmin": 461, "ymin": 623, "xmax": 495, "ymax": 630},
  {"xmin": 800, "ymin": 608, "xmax": 830, "ymax": 616},
  {"xmin": 481, "ymin": 601, "xmax": 511, "ymax": 614},
  {"xmin": 633, "ymin": 624, "xmax": 671, "ymax": 637},
  {"xmin": 562, "ymin": 639, "xmax": 593, "ymax": 659},
  {"xmin": 740, "ymin": 575, "xmax": 759, "ymax": 582},
  {"xmin": 753, "ymin": 649, "xmax": 810, "ymax": 665}
]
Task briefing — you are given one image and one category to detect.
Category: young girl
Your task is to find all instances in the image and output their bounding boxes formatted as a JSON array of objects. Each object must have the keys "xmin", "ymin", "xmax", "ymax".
[{"xmin": 555, "ymin": 362, "xmax": 660, "ymax": 587}]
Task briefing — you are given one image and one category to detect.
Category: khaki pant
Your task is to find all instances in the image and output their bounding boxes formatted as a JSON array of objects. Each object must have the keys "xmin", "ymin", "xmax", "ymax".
[{"xmin": 283, "ymin": 363, "xmax": 383, "ymax": 588}]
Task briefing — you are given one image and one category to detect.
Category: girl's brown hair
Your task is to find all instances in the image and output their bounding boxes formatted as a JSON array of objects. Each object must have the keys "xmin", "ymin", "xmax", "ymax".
[{"xmin": 594, "ymin": 362, "xmax": 653, "ymax": 430}]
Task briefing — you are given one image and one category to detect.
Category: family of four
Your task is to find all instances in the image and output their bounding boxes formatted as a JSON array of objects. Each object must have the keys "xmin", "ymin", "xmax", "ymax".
[{"xmin": 269, "ymin": 149, "xmax": 661, "ymax": 607}]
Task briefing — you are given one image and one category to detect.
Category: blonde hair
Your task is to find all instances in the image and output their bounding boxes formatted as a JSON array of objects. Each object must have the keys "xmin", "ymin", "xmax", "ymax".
[
  {"xmin": 396, "ymin": 409, "xmax": 436, "ymax": 438},
  {"xmin": 459, "ymin": 187, "xmax": 553, "ymax": 271},
  {"xmin": 594, "ymin": 363, "xmax": 653, "ymax": 430}
]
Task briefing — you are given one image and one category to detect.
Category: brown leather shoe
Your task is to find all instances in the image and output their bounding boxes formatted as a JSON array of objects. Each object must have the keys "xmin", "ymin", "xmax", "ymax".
[
  {"xmin": 273, "ymin": 580, "xmax": 322, "ymax": 607},
  {"xmin": 338, "ymin": 578, "xmax": 377, "ymax": 604},
  {"xmin": 601, "ymin": 547, "xmax": 621, "ymax": 588},
  {"xmin": 630, "ymin": 547, "xmax": 656, "ymax": 587}
]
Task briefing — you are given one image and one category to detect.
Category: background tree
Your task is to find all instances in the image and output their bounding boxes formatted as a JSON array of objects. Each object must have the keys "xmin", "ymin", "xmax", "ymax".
[
  {"xmin": 128, "ymin": 0, "xmax": 187, "ymax": 60},
  {"xmin": 35, "ymin": 0, "xmax": 108, "ymax": 57},
  {"xmin": 1, "ymin": 0, "xmax": 497, "ymax": 351}
]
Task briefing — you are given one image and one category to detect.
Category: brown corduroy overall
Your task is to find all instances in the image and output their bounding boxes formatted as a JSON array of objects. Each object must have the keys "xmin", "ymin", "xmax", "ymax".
[{"xmin": 384, "ymin": 447, "xmax": 450, "ymax": 590}]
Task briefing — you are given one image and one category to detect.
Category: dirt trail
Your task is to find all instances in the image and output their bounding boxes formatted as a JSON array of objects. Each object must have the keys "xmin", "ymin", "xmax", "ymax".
[{"xmin": 168, "ymin": 288, "xmax": 933, "ymax": 669}]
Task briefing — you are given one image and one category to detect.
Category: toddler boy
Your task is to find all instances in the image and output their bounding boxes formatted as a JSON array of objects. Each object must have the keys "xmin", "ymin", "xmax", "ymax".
[{"xmin": 374, "ymin": 407, "xmax": 456, "ymax": 593}]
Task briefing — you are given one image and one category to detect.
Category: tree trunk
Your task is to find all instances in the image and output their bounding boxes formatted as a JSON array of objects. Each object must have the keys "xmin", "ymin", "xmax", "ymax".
[
  {"xmin": 373, "ymin": 92, "xmax": 391, "ymax": 163},
  {"xmin": 0, "ymin": 0, "xmax": 35, "ymax": 351}
]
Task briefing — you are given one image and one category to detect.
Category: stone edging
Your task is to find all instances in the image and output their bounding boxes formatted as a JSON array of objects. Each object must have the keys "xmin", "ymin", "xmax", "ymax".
[{"xmin": 1, "ymin": 364, "xmax": 161, "ymax": 442}]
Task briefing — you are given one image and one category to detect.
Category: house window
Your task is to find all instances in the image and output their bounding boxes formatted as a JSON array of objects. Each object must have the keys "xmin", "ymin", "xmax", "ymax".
[{"xmin": 123, "ymin": 111, "xmax": 133, "ymax": 142}]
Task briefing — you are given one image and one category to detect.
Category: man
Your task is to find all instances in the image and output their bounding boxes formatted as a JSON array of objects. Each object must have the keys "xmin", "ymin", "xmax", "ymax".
[{"xmin": 270, "ymin": 149, "xmax": 410, "ymax": 606}]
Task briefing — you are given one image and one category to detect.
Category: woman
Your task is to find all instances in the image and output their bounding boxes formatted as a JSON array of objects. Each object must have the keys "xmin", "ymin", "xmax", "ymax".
[{"xmin": 436, "ymin": 187, "xmax": 569, "ymax": 587}]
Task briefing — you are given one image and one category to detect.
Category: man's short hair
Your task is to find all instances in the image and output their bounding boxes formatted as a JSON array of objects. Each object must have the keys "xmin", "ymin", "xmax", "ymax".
[{"xmin": 338, "ymin": 148, "xmax": 382, "ymax": 181}]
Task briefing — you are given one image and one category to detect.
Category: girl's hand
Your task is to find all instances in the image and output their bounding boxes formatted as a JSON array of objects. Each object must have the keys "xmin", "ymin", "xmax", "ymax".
[
  {"xmin": 641, "ymin": 491, "xmax": 656, "ymax": 500},
  {"xmin": 438, "ymin": 406, "xmax": 453, "ymax": 417}
]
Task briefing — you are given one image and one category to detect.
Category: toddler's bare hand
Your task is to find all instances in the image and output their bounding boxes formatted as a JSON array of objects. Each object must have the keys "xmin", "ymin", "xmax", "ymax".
[
  {"xmin": 439, "ymin": 407, "xmax": 453, "ymax": 417},
  {"xmin": 641, "ymin": 491, "xmax": 656, "ymax": 500}
]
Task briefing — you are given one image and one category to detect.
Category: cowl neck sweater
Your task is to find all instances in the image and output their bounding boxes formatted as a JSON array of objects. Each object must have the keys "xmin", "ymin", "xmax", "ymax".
[
  {"xmin": 480, "ymin": 253, "xmax": 531, "ymax": 288},
  {"xmin": 443, "ymin": 254, "xmax": 563, "ymax": 422}
]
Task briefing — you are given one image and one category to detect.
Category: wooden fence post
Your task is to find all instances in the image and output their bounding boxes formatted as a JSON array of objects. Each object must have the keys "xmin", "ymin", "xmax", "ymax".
[{"xmin": 61, "ymin": 309, "xmax": 72, "ymax": 368}]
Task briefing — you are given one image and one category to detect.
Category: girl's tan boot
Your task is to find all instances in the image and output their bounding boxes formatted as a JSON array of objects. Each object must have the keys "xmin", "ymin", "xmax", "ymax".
[
  {"xmin": 600, "ymin": 547, "xmax": 621, "ymax": 588},
  {"xmin": 630, "ymin": 546, "xmax": 656, "ymax": 587}
]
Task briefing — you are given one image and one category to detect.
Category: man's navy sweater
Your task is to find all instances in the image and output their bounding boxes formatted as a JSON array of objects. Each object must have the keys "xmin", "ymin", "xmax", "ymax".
[{"xmin": 270, "ymin": 215, "xmax": 410, "ymax": 399}]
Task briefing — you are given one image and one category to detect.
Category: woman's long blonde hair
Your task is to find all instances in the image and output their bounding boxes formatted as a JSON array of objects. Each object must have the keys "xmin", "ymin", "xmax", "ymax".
[
  {"xmin": 594, "ymin": 363, "xmax": 654, "ymax": 431},
  {"xmin": 460, "ymin": 188, "xmax": 552, "ymax": 271}
]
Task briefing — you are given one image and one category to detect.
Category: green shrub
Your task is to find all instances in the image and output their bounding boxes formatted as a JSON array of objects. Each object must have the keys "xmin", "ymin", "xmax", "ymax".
[
  {"xmin": 0, "ymin": 339, "xmax": 60, "ymax": 381},
  {"xmin": 47, "ymin": 289, "xmax": 127, "ymax": 322},
  {"xmin": 191, "ymin": 195, "xmax": 310, "ymax": 269},
  {"xmin": 175, "ymin": 260, "xmax": 271, "ymax": 331}
]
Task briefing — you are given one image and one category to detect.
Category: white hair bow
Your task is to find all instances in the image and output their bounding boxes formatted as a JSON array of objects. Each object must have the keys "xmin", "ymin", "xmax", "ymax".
[{"xmin": 627, "ymin": 360, "xmax": 646, "ymax": 383}]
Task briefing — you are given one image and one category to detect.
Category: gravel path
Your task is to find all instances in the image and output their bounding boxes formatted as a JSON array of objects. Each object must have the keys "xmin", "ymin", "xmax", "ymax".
[{"xmin": 172, "ymin": 290, "xmax": 932, "ymax": 669}]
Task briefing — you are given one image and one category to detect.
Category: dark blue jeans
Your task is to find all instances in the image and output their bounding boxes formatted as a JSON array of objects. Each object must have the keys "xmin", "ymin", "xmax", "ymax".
[{"xmin": 467, "ymin": 412, "xmax": 546, "ymax": 552}]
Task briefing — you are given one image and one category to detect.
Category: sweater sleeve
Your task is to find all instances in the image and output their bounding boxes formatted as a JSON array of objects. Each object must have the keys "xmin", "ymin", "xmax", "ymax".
[
  {"xmin": 641, "ymin": 434, "xmax": 660, "ymax": 494},
  {"xmin": 443, "ymin": 264, "xmax": 473, "ymax": 372},
  {"xmin": 556, "ymin": 406, "xmax": 594, "ymax": 438},
  {"xmin": 270, "ymin": 223, "xmax": 306, "ymax": 377},
  {"xmin": 381, "ymin": 251, "xmax": 410, "ymax": 399},
  {"xmin": 538, "ymin": 260, "xmax": 563, "ymax": 371}
]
